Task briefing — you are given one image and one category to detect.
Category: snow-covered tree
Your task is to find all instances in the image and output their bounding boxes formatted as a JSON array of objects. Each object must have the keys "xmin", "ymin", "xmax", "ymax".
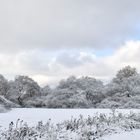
[
  {"xmin": 42, "ymin": 85, "xmax": 52, "ymax": 96},
  {"xmin": 100, "ymin": 66, "xmax": 140, "ymax": 108},
  {"xmin": 6, "ymin": 76, "xmax": 42, "ymax": 107},
  {"xmin": 57, "ymin": 76, "xmax": 77, "ymax": 89},
  {"xmin": 1, "ymin": 66, "xmax": 140, "ymax": 108},
  {"xmin": 0, "ymin": 74, "xmax": 9, "ymax": 96},
  {"xmin": 57, "ymin": 76, "xmax": 103, "ymax": 91},
  {"xmin": 46, "ymin": 76, "xmax": 103, "ymax": 108},
  {"xmin": 113, "ymin": 65, "xmax": 137, "ymax": 83}
]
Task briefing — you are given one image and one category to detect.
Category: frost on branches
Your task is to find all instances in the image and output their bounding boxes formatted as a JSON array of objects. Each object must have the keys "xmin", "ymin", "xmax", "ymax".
[
  {"xmin": 0, "ymin": 66, "xmax": 140, "ymax": 108},
  {"xmin": 0, "ymin": 110, "xmax": 140, "ymax": 140}
]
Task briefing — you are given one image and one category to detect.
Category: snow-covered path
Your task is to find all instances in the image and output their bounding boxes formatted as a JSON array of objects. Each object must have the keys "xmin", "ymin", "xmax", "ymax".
[{"xmin": 103, "ymin": 130, "xmax": 140, "ymax": 140}]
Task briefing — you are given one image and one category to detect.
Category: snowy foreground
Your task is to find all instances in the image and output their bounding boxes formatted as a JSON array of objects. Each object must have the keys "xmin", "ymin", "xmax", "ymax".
[
  {"xmin": 0, "ymin": 108, "xmax": 140, "ymax": 128},
  {"xmin": 0, "ymin": 109, "xmax": 140, "ymax": 140},
  {"xmin": 103, "ymin": 130, "xmax": 140, "ymax": 140}
]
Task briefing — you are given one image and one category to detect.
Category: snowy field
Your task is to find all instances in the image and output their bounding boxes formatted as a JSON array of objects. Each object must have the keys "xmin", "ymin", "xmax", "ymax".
[
  {"xmin": 0, "ymin": 108, "xmax": 140, "ymax": 140},
  {"xmin": 0, "ymin": 108, "xmax": 113, "ymax": 128},
  {"xmin": 0, "ymin": 108, "xmax": 140, "ymax": 128},
  {"xmin": 103, "ymin": 130, "xmax": 140, "ymax": 140}
]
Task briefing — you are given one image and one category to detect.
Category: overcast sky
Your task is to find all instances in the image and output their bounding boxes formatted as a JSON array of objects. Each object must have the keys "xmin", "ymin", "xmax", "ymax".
[{"xmin": 0, "ymin": 0, "xmax": 140, "ymax": 86}]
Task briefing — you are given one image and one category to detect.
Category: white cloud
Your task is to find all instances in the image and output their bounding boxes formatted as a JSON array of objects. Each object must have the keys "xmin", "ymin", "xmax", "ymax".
[
  {"xmin": 50, "ymin": 40, "xmax": 140, "ymax": 84},
  {"xmin": 97, "ymin": 41, "xmax": 140, "ymax": 80},
  {"xmin": 1, "ymin": 40, "xmax": 140, "ymax": 86}
]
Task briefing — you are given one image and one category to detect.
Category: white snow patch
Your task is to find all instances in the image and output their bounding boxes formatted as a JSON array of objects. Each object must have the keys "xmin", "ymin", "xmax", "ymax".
[{"xmin": 103, "ymin": 130, "xmax": 140, "ymax": 140}]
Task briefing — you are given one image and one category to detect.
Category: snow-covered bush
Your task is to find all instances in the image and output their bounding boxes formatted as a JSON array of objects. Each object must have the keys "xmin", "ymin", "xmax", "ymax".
[
  {"xmin": 1, "ymin": 111, "xmax": 140, "ymax": 139},
  {"xmin": 25, "ymin": 97, "xmax": 46, "ymax": 107},
  {"xmin": 45, "ymin": 88, "xmax": 92, "ymax": 108},
  {"xmin": 0, "ymin": 95, "xmax": 20, "ymax": 108},
  {"xmin": 98, "ymin": 98, "xmax": 121, "ymax": 108}
]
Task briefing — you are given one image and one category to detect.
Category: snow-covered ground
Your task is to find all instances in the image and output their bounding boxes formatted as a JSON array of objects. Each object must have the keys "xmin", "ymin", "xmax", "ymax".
[
  {"xmin": 0, "ymin": 108, "xmax": 139, "ymax": 128},
  {"xmin": 0, "ymin": 108, "xmax": 111, "ymax": 128},
  {"xmin": 103, "ymin": 130, "xmax": 140, "ymax": 140},
  {"xmin": 1, "ymin": 108, "xmax": 140, "ymax": 139}
]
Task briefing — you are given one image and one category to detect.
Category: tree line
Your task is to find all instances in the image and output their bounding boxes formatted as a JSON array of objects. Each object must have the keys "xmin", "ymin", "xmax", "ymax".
[{"xmin": 0, "ymin": 66, "xmax": 140, "ymax": 108}]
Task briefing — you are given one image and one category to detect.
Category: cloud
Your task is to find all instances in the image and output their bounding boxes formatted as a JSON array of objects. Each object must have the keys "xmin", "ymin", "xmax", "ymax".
[
  {"xmin": 104, "ymin": 40, "xmax": 140, "ymax": 70},
  {"xmin": 55, "ymin": 52, "xmax": 96, "ymax": 68},
  {"xmin": 0, "ymin": 1, "xmax": 140, "ymax": 85},
  {"xmin": 0, "ymin": 40, "xmax": 140, "ymax": 85},
  {"xmin": 0, "ymin": 0, "xmax": 140, "ymax": 53},
  {"xmin": 0, "ymin": 40, "xmax": 140, "ymax": 86},
  {"xmin": 48, "ymin": 40, "xmax": 140, "ymax": 84}
]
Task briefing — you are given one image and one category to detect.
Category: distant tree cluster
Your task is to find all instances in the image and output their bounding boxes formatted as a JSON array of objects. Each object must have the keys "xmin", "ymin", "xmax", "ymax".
[{"xmin": 0, "ymin": 65, "xmax": 140, "ymax": 108}]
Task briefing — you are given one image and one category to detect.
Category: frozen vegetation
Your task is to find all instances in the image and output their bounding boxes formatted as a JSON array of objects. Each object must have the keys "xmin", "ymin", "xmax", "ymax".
[
  {"xmin": 0, "ymin": 66, "xmax": 140, "ymax": 139},
  {"xmin": 0, "ymin": 66, "xmax": 140, "ymax": 109},
  {"xmin": 0, "ymin": 109, "xmax": 140, "ymax": 140}
]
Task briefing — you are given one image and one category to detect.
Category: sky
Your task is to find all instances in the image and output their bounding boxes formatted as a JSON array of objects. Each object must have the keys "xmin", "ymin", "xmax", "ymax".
[{"xmin": 0, "ymin": 0, "xmax": 140, "ymax": 86}]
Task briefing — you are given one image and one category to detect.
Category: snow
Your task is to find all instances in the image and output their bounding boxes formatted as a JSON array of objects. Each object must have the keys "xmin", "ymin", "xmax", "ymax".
[
  {"xmin": 103, "ymin": 130, "xmax": 140, "ymax": 140},
  {"xmin": 1, "ymin": 108, "xmax": 140, "ymax": 139},
  {"xmin": 0, "ymin": 108, "xmax": 140, "ymax": 128},
  {"xmin": 0, "ymin": 108, "xmax": 111, "ymax": 128}
]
